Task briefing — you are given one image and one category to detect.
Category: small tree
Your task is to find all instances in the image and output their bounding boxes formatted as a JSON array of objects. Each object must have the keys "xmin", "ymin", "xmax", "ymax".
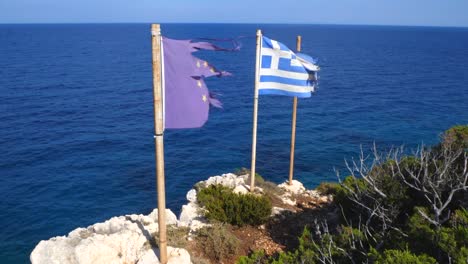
[
  {"xmin": 391, "ymin": 146, "xmax": 468, "ymax": 228},
  {"xmin": 337, "ymin": 145, "xmax": 409, "ymax": 250}
]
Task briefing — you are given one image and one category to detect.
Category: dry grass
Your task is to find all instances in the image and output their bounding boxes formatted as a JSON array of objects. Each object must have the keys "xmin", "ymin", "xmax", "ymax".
[
  {"xmin": 194, "ymin": 222, "xmax": 241, "ymax": 263},
  {"xmin": 153, "ymin": 225, "xmax": 190, "ymax": 248}
]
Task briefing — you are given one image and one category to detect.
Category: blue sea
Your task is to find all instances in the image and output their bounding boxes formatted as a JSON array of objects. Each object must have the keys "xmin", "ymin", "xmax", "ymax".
[{"xmin": 1, "ymin": 24, "xmax": 468, "ymax": 263}]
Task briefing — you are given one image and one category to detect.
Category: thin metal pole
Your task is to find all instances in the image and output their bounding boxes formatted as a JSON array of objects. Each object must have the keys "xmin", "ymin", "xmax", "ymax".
[
  {"xmin": 151, "ymin": 23, "xmax": 167, "ymax": 264},
  {"xmin": 250, "ymin": 29, "xmax": 262, "ymax": 192},
  {"xmin": 288, "ymin": 35, "xmax": 301, "ymax": 185}
]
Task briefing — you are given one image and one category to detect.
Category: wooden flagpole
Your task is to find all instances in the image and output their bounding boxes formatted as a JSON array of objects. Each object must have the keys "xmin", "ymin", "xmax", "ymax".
[
  {"xmin": 288, "ymin": 35, "xmax": 301, "ymax": 185},
  {"xmin": 250, "ymin": 29, "xmax": 262, "ymax": 192},
  {"xmin": 151, "ymin": 23, "xmax": 168, "ymax": 264}
]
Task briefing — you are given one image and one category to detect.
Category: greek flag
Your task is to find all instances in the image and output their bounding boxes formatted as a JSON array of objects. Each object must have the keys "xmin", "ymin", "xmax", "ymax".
[{"xmin": 259, "ymin": 36, "xmax": 319, "ymax": 98}]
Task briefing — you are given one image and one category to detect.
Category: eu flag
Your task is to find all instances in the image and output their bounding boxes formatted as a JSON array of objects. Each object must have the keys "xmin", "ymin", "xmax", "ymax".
[{"xmin": 162, "ymin": 38, "xmax": 233, "ymax": 129}]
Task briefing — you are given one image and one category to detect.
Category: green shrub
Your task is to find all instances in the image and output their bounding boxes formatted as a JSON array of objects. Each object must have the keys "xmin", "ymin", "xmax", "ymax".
[
  {"xmin": 236, "ymin": 250, "xmax": 267, "ymax": 264},
  {"xmin": 236, "ymin": 249, "xmax": 302, "ymax": 264},
  {"xmin": 197, "ymin": 184, "xmax": 272, "ymax": 226},
  {"xmin": 442, "ymin": 125, "xmax": 468, "ymax": 150},
  {"xmin": 438, "ymin": 209, "xmax": 468, "ymax": 263},
  {"xmin": 407, "ymin": 207, "xmax": 468, "ymax": 263},
  {"xmin": 371, "ymin": 248, "xmax": 437, "ymax": 264},
  {"xmin": 270, "ymin": 252, "xmax": 299, "ymax": 264},
  {"xmin": 196, "ymin": 223, "xmax": 240, "ymax": 262},
  {"xmin": 333, "ymin": 226, "xmax": 370, "ymax": 262},
  {"xmin": 335, "ymin": 160, "xmax": 412, "ymax": 236},
  {"xmin": 334, "ymin": 175, "xmax": 369, "ymax": 217},
  {"xmin": 315, "ymin": 182, "xmax": 340, "ymax": 196},
  {"xmin": 370, "ymin": 160, "xmax": 409, "ymax": 207}
]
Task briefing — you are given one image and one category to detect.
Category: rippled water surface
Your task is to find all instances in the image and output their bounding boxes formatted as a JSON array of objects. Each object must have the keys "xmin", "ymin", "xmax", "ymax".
[{"xmin": 1, "ymin": 24, "xmax": 468, "ymax": 263}]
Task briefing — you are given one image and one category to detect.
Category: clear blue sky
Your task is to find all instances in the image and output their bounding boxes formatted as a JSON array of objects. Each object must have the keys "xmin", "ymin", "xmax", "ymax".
[{"xmin": 1, "ymin": 0, "xmax": 468, "ymax": 27}]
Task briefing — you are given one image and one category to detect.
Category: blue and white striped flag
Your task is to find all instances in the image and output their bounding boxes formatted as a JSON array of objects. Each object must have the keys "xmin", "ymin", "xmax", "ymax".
[{"xmin": 259, "ymin": 36, "xmax": 319, "ymax": 98}]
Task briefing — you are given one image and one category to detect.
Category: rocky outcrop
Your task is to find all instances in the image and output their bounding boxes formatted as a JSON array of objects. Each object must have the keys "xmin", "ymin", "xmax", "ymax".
[
  {"xmin": 278, "ymin": 180, "xmax": 306, "ymax": 194},
  {"xmin": 202, "ymin": 173, "xmax": 247, "ymax": 188},
  {"xmin": 31, "ymin": 172, "xmax": 332, "ymax": 264},
  {"xmin": 30, "ymin": 173, "xmax": 253, "ymax": 264},
  {"xmin": 30, "ymin": 209, "xmax": 189, "ymax": 264},
  {"xmin": 277, "ymin": 179, "xmax": 305, "ymax": 206},
  {"xmin": 178, "ymin": 173, "xmax": 252, "ymax": 235}
]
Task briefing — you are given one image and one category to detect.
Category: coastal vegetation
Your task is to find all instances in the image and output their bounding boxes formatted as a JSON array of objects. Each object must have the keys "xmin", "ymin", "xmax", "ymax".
[
  {"xmin": 196, "ymin": 223, "xmax": 241, "ymax": 262},
  {"xmin": 190, "ymin": 180, "xmax": 273, "ymax": 262},
  {"xmin": 197, "ymin": 184, "xmax": 272, "ymax": 227},
  {"xmin": 236, "ymin": 125, "xmax": 468, "ymax": 263}
]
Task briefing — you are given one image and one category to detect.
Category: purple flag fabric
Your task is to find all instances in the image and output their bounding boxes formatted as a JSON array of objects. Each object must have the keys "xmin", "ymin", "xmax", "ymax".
[{"xmin": 162, "ymin": 37, "xmax": 233, "ymax": 129}]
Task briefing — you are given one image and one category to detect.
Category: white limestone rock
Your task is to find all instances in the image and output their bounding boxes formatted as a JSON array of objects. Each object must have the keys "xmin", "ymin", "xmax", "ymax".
[
  {"xmin": 319, "ymin": 195, "xmax": 332, "ymax": 203},
  {"xmin": 166, "ymin": 246, "xmax": 192, "ymax": 264},
  {"xmin": 305, "ymin": 190, "xmax": 333, "ymax": 203},
  {"xmin": 271, "ymin": 206, "xmax": 286, "ymax": 216},
  {"xmin": 178, "ymin": 202, "xmax": 200, "ymax": 227},
  {"xmin": 31, "ymin": 236, "xmax": 78, "ymax": 264},
  {"xmin": 239, "ymin": 174, "xmax": 249, "ymax": 181},
  {"xmin": 186, "ymin": 189, "xmax": 197, "ymax": 202},
  {"xmin": 149, "ymin": 208, "xmax": 178, "ymax": 226},
  {"xmin": 305, "ymin": 189, "xmax": 321, "ymax": 198},
  {"xmin": 178, "ymin": 202, "xmax": 210, "ymax": 233},
  {"xmin": 253, "ymin": 186, "xmax": 264, "ymax": 194},
  {"xmin": 203, "ymin": 173, "xmax": 245, "ymax": 188},
  {"xmin": 278, "ymin": 180, "xmax": 306, "ymax": 195},
  {"xmin": 188, "ymin": 219, "xmax": 209, "ymax": 233},
  {"xmin": 280, "ymin": 195, "xmax": 297, "ymax": 206},
  {"xmin": 201, "ymin": 173, "xmax": 261, "ymax": 194},
  {"xmin": 233, "ymin": 184, "xmax": 249, "ymax": 194},
  {"xmin": 30, "ymin": 209, "xmax": 189, "ymax": 264}
]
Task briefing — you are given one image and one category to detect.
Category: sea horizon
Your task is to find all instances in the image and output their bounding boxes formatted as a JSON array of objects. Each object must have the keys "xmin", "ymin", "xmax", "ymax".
[{"xmin": 1, "ymin": 22, "xmax": 468, "ymax": 29}]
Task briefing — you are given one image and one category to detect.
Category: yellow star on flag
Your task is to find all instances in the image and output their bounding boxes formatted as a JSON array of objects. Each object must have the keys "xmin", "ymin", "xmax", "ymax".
[
  {"xmin": 203, "ymin": 61, "xmax": 208, "ymax": 67},
  {"xmin": 202, "ymin": 95, "xmax": 207, "ymax": 102},
  {"xmin": 196, "ymin": 61, "xmax": 201, "ymax": 68},
  {"xmin": 197, "ymin": 80, "xmax": 202, "ymax": 87}
]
